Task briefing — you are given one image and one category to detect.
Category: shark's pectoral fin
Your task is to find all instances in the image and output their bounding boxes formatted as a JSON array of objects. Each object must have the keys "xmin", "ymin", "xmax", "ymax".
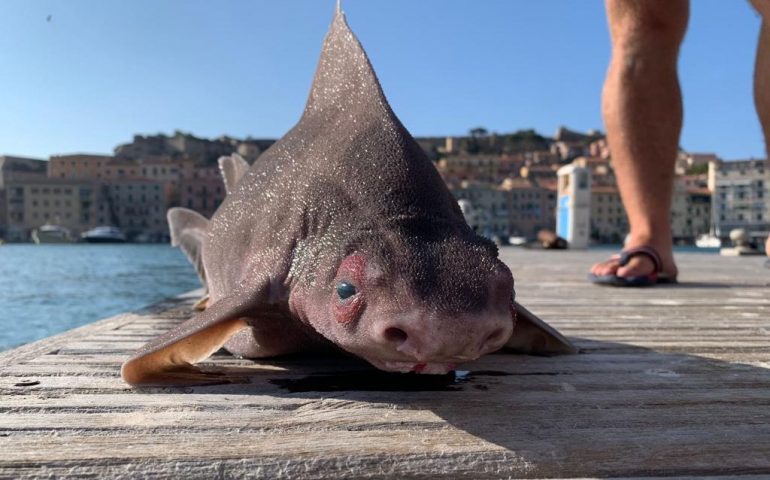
[
  {"xmin": 121, "ymin": 318, "xmax": 250, "ymax": 386},
  {"xmin": 193, "ymin": 295, "xmax": 209, "ymax": 311},
  {"xmin": 218, "ymin": 154, "xmax": 250, "ymax": 195},
  {"xmin": 504, "ymin": 302, "xmax": 578, "ymax": 355},
  {"xmin": 121, "ymin": 286, "xmax": 267, "ymax": 386},
  {"xmin": 168, "ymin": 208, "xmax": 210, "ymax": 290}
]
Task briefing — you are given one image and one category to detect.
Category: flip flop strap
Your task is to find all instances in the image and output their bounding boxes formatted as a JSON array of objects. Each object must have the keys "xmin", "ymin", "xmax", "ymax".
[{"xmin": 618, "ymin": 246, "xmax": 663, "ymax": 274}]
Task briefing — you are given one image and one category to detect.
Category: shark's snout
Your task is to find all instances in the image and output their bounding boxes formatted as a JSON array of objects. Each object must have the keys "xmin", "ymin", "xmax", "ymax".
[
  {"xmin": 369, "ymin": 305, "xmax": 513, "ymax": 373},
  {"xmin": 363, "ymin": 261, "xmax": 516, "ymax": 373}
]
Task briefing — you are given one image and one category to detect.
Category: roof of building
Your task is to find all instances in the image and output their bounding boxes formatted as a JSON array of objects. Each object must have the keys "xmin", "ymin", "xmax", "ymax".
[
  {"xmin": 499, "ymin": 177, "xmax": 535, "ymax": 190},
  {"xmin": 49, "ymin": 154, "xmax": 113, "ymax": 161},
  {"xmin": 536, "ymin": 178, "xmax": 558, "ymax": 191},
  {"xmin": 686, "ymin": 187, "xmax": 712, "ymax": 196},
  {"xmin": 592, "ymin": 186, "xmax": 620, "ymax": 194}
]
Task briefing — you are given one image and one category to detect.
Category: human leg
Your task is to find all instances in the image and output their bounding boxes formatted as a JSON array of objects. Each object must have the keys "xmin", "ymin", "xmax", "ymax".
[
  {"xmin": 750, "ymin": 0, "xmax": 770, "ymax": 257},
  {"xmin": 591, "ymin": 0, "xmax": 689, "ymax": 280}
]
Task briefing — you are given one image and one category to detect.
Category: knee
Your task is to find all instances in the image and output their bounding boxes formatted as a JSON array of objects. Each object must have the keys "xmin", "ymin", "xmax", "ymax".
[
  {"xmin": 751, "ymin": 0, "xmax": 770, "ymax": 20},
  {"xmin": 608, "ymin": 0, "xmax": 689, "ymax": 52}
]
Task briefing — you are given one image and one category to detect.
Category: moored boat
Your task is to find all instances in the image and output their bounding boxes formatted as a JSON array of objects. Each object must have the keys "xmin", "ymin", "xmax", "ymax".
[
  {"xmin": 31, "ymin": 224, "xmax": 73, "ymax": 244},
  {"xmin": 695, "ymin": 233, "xmax": 721, "ymax": 248},
  {"xmin": 81, "ymin": 226, "xmax": 127, "ymax": 244}
]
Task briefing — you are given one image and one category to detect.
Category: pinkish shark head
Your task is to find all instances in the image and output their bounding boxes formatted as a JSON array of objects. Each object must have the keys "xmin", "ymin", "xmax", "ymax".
[{"xmin": 290, "ymin": 222, "xmax": 516, "ymax": 374}]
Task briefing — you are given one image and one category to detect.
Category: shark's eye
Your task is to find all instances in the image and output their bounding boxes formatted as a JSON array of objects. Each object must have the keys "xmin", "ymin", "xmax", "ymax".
[{"xmin": 336, "ymin": 282, "xmax": 357, "ymax": 300}]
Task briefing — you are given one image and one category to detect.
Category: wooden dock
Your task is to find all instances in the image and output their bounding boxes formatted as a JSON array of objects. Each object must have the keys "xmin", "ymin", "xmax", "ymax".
[{"xmin": 1, "ymin": 249, "xmax": 769, "ymax": 479}]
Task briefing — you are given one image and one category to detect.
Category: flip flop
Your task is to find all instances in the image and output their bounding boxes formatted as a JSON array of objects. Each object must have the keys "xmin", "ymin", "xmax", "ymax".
[{"xmin": 588, "ymin": 246, "xmax": 677, "ymax": 287}]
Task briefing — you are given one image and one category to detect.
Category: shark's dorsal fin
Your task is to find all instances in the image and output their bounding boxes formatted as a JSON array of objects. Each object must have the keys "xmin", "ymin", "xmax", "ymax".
[
  {"xmin": 218, "ymin": 154, "xmax": 250, "ymax": 195},
  {"xmin": 303, "ymin": 9, "xmax": 391, "ymax": 119},
  {"xmin": 167, "ymin": 207, "xmax": 209, "ymax": 289}
]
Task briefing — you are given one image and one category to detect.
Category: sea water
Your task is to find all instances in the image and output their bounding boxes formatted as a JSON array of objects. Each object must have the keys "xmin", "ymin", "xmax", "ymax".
[{"xmin": 0, "ymin": 244, "xmax": 200, "ymax": 351}]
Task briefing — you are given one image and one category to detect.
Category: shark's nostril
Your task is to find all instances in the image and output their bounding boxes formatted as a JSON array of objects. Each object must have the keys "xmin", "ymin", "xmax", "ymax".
[{"xmin": 383, "ymin": 327, "xmax": 408, "ymax": 345}]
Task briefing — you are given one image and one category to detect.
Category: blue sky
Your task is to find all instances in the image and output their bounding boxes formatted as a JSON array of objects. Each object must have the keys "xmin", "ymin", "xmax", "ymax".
[{"xmin": 0, "ymin": 0, "xmax": 765, "ymax": 160}]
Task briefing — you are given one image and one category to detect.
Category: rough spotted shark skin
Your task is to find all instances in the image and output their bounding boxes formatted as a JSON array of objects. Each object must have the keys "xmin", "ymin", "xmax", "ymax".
[{"xmin": 121, "ymin": 7, "xmax": 575, "ymax": 387}]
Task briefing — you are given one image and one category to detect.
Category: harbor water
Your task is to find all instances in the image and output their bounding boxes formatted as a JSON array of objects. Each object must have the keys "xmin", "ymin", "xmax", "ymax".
[{"xmin": 0, "ymin": 244, "xmax": 200, "ymax": 351}]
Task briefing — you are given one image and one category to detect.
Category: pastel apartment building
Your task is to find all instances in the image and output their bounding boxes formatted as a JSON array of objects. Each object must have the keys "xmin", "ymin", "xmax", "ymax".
[
  {"xmin": 709, "ymin": 158, "xmax": 769, "ymax": 243},
  {"xmin": 4, "ymin": 179, "xmax": 100, "ymax": 241}
]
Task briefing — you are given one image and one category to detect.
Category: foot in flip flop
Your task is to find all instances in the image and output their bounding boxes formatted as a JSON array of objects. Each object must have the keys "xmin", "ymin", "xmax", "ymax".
[{"xmin": 589, "ymin": 245, "xmax": 679, "ymax": 287}]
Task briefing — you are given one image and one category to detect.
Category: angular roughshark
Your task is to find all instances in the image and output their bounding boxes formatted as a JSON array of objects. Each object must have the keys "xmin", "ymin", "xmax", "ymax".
[{"xmin": 121, "ymin": 5, "xmax": 575, "ymax": 387}]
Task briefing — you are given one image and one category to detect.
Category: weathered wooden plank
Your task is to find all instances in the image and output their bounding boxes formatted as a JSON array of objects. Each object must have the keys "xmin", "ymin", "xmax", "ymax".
[
  {"xmin": 2, "ymin": 427, "xmax": 770, "ymax": 478},
  {"xmin": 0, "ymin": 251, "xmax": 768, "ymax": 479}
]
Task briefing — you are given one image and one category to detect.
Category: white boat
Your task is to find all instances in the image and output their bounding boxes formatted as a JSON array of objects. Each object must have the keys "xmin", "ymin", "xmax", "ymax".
[
  {"xmin": 695, "ymin": 233, "xmax": 721, "ymax": 248},
  {"xmin": 81, "ymin": 226, "xmax": 127, "ymax": 244},
  {"xmin": 31, "ymin": 224, "xmax": 73, "ymax": 244}
]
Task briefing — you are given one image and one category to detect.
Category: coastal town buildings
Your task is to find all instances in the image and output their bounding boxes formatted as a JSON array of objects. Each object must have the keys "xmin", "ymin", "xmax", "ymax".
[
  {"xmin": 103, "ymin": 179, "xmax": 167, "ymax": 241},
  {"xmin": 682, "ymin": 187, "xmax": 712, "ymax": 241},
  {"xmin": 0, "ymin": 128, "xmax": 763, "ymax": 247},
  {"xmin": 449, "ymin": 181, "xmax": 509, "ymax": 238},
  {"xmin": 500, "ymin": 177, "xmax": 556, "ymax": 238},
  {"xmin": 3, "ymin": 179, "xmax": 100, "ymax": 241},
  {"xmin": 590, "ymin": 185, "xmax": 628, "ymax": 244},
  {"xmin": 179, "ymin": 166, "xmax": 226, "ymax": 219},
  {"xmin": 48, "ymin": 154, "xmax": 112, "ymax": 180},
  {"xmin": 676, "ymin": 152, "xmax": 718, "ymax": 175},
  {"xmin": 0, "ymin": 156, "xmax": 48, "ymax": 239},
  {"xmin": 447, "ymin": 177, "xmax": 558, "ymax": 240},
  {"xmin": 437, "ymin": 155, "xmax": 500, "ymax": 183},
  {"xmin": 0, "ymin": 133, "xmax": 244, "ymax": 242},
  {"xmin": 709, "ymin": 158, "xmax": 769, "ymax": 243},
  {"xmin": 0, "ymin": 156, "xmax": 48, "ymax": 188}
]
